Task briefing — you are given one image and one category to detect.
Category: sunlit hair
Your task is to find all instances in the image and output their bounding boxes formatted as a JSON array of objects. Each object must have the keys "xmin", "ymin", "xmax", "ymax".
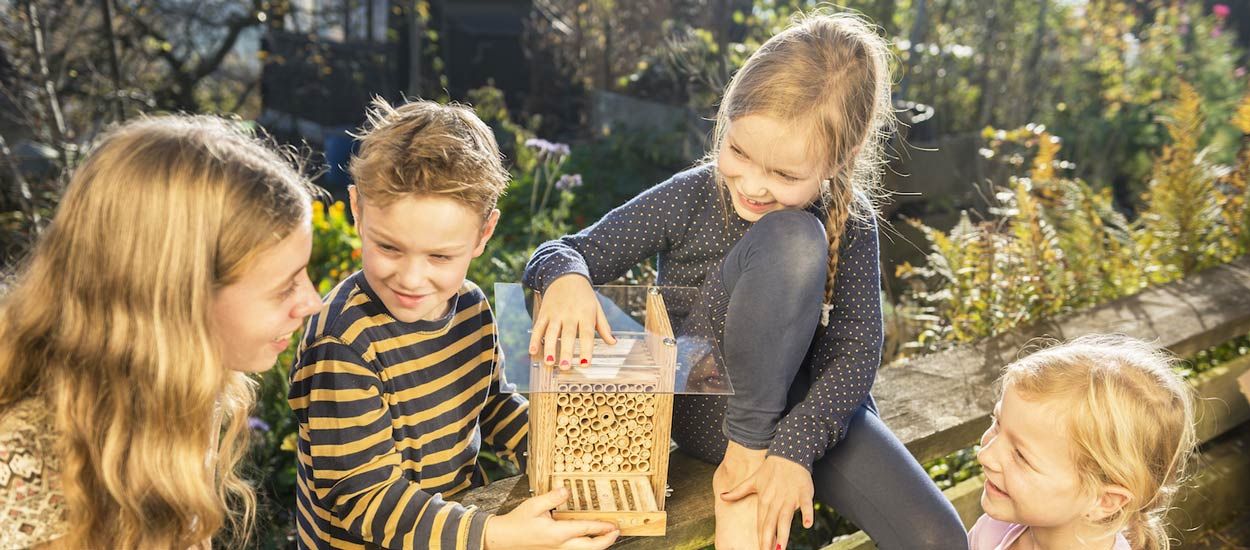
[
  {"xmin": 1002, "ymin": 334, "xmax": 1197, "ymax": 550},
  {"xmin": 350, "ymin": 96, "xmax": 508, "ymax": 218},
  {"xmin": 707, "ymin": 9, "xmax": 896, "ymax": 317},
  {"xmin": 0, "ymin": 115, "xmax": 312, "ymax": 548}
]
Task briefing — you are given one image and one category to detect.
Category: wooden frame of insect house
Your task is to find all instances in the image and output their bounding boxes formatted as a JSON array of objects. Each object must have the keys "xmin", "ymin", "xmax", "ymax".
[{"xmin": 494, "ymin": 283, "xmax": 731, "ymax": 537}]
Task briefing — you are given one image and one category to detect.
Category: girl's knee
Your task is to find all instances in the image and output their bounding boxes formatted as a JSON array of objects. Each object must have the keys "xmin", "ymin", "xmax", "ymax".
[{"xmin": 739, "ymin": 210, "xmax": 828, "ymax": 275}]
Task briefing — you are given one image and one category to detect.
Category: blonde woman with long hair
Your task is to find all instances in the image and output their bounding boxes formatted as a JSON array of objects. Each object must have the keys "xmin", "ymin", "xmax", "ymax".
[{"xmin": 0, "ymin": 115, "xmax": 321, "ymax": 548}]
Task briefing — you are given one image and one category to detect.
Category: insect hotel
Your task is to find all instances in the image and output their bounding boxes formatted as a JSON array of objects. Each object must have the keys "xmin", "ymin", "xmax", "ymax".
[{"xmin": 494, "ymin": 284, "xmax": 730, "ymax": 537}]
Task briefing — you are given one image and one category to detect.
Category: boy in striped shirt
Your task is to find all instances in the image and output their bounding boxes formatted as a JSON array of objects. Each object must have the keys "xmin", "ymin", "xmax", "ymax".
[{"xmin": 288, "ymin": 98, "xmax": 619, "ymax": 550}]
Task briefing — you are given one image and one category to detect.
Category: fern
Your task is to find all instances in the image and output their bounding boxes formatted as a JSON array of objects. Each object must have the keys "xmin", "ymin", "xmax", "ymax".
[{"xmin": 1137, "ymin": 81, "xmax": 1226, "ymax": 279}]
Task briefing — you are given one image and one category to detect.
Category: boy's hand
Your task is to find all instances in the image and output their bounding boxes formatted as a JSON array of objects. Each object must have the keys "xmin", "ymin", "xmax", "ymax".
[
  {"xmin": 484, "ymin": 488, "xmax": 620, "ymax": 550},
  {"xmin": 720, "ymin": 454, "xmax": 815, "ymax": 550},
  {"xmin": 529, "ymin": 274, "xmax": 616, "ymax": 370}
]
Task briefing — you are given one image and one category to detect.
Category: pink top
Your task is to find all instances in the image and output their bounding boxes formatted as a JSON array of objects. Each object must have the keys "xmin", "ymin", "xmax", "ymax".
[{"xmin": 969, "ymin": 514, "xmax": 1132, "ymax": 550}]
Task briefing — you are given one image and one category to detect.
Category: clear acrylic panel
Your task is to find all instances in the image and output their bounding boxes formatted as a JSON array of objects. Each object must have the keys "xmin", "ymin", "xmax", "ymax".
[{"xmin": 494, "ymin": 283, "xmax": 732, "ymax": 395}]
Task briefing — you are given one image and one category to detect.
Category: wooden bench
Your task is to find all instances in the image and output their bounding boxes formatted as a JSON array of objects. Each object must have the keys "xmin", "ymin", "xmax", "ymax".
[{"xmin": 461, "ymin": 255, "xmax": 1250, "ymax": 549}]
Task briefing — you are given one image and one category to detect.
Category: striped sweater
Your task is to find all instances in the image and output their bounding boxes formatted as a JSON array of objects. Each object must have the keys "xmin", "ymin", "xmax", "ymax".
[{"xmin": 288, "ymin": 271, "xmax": 529, "ymax": 549}]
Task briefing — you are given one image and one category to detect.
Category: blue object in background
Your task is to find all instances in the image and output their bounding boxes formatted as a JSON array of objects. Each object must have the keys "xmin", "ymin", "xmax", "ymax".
[{"xmin": 322, "ymin": 127, "xmax": 357, "ymax": 197}]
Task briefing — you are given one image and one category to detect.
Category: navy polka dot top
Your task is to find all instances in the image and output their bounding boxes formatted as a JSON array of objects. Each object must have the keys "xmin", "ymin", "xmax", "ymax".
[{"xmin": 523, "ymin": 164, "xmax": 883, "ymax": 470}]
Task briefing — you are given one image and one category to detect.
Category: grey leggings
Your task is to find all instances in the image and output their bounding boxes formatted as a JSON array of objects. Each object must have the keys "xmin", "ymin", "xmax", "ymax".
[{"xmin": 672, "ymin": 210, "xmax": 966, "ymax": 549}]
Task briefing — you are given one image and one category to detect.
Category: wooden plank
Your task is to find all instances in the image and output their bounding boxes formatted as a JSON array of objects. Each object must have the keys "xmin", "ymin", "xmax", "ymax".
[{"xmin": 552, "ymin": 511, "xmax": 668, "ymax": 537}]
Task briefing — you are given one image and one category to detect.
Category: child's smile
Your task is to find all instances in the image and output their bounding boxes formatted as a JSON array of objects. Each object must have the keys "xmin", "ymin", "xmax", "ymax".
[
  {"xmin": 351, "ymin": 189, "xmax": 498, "ymax": 324},
  {"xmin": 978, "ymin": 387, "xmax": 1095, "ymax": 532},
  {"xmin": 717, "ymin": 114, "xmax": 825, "ymax": 222}
]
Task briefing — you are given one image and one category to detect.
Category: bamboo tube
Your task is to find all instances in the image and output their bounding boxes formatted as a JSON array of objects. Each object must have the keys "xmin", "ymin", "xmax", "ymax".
[
  {"xmin": 571, "ymin": 447, "xmax": 584, "ymax": 458},
  {"xmin": 621, "ymin": 463, "xmax": 634, "ymax": 472},
  {"xmin": 606, "ymin": 446, "xmax": 619, "ymax": 456},
  {"xmin": 641, "ymin": 438, "xmax": 653, "ymax": 449},
  {"xmin": 612, "ymin": 403, "xmax": 627, "ymax": 416},
  {"xmin": 590, "ymin": 419, "xmax": 603, "ymax": 431},
  {"xmin": 557, "ymin": 415, "xmax": 570, "ymax": 427},
  {"xmin": 593, "ymin": 394, "xmax": 607, "ymax": 406},
  {"xmin": 639, "ymin": 449, "xmax": 651, "ymax": 460},
  {"xmin": 604, "ymin": 384, "xmax": 617, "ymax": 392},
  {"xmin": 613, "ymin": 455, "xmax": 624, "ymax": 465},
  {"xmin": 616, "ymin": 436, "xmax": 629, "ymax": 448},
  {"xmin": 554, "ymin": 462, "xmax": 565, "ymax": 473},
  {"xmin": 579, "ymin": 417, "xmax": 592, "ymax": 428},
  {"xmin": 554, "ymin": 435, "xmax": 568, "ymax": 447},
  {"xmin": 557, "ymin": 393, "xmax": 571, "ymax": 406},
  {"xmin": 556, "ymin": 425, "xmax": 567, "ymax": 437},
  {"xmin": 594, "ymin": 443, "xmax": 607, "ymax": 454},
  {"xmin": 567, "ymin": 425, "xmax": 581, "ymax": 438}
]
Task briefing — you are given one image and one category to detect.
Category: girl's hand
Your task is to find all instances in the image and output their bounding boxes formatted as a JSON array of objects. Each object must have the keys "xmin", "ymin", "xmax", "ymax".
[
  {"xmin": 713, "ymin": 444, "xmax": 765, "ymax": 549},
  {"xmin": 720, "ymin": 455, "xmax": 815, "ymax": 550},
  {"xmin": 484, "ymin": 488, "xmax": 620, "ymax": 550},
  {"xmin": 529, "ymin": 274, "xmax": 616, "ymax": 369}
]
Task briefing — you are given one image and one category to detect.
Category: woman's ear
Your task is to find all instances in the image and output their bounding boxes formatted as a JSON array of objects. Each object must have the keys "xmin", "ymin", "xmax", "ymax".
[{"xmin": 1087, "ymin": 484, "xmax": 1133, "ymax": 523}]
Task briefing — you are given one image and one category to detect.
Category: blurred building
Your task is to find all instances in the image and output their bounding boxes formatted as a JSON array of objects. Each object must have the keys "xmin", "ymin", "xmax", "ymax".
[{"xmin": 259, "ymin": 0, "xmax": 532, "ymax": 195}]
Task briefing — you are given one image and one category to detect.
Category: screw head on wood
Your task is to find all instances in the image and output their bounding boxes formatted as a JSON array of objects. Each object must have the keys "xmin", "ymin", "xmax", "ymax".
[
  {"xmin": 663, "ymin": 337, "xmax": 676, "ymax": 347},
  {"xmin": 648, "ymin": 287, "xmax": 660, "ymax": 295}
]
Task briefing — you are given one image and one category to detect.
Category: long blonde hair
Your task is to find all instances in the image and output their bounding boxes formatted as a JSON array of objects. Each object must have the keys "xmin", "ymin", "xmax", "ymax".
[
  {"xmin": 1003, "ymin": 335, "xmax": 1197, "ymax": 550},
  {"xmin": 0, "ymin": 115, "xmax": 311, "ymax": 548},
  {"xmin": 709, "ymin": 10, "xmax": 895, "ymax": 323}
]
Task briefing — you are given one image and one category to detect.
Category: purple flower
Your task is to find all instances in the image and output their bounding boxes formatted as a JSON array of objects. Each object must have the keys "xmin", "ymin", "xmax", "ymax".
[
  {"xmin": 524, "ymin": 137, "xmax": 570, "ymax": 159},
  {"xmin": 555, "ymin": 174, "xmax": 583, "ymax": 191},
  {"xmin": 248, "ymin": 417, "xmax": 270, "ymax": 432},
  {"xmin": 1213, "ymin": 4, "xmax": 1230, "ymax": 18}
]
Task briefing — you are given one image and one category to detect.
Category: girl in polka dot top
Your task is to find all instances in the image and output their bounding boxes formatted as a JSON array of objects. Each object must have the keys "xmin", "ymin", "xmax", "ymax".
[{"xmin": 524, "ymin": 10, "xmax": 966, "ymax": 550}]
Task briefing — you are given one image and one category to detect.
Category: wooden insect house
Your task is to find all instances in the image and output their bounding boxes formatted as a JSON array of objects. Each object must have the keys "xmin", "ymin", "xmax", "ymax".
[{"xmin": 494, "ymin": 284, "xmax": 729, "ymax": 537}]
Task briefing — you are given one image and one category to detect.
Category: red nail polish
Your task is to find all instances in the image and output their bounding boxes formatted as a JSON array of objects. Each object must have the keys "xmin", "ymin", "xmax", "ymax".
[
  {"xmin": 776, "ymin": 545, "xmax": 782, "ymax": 550},
  {"xmin": 579, "ymin": 358, "xmax": 589, "ymax": 365},
  {"xmin": 545, "ymin": 355, "xmax": 554, "ymax": 363}
]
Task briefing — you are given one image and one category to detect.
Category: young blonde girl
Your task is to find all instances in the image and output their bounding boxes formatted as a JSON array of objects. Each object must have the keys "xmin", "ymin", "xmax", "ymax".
[
  {"xmin": 973, "ymin": 334, "xmax": 1198, "ymax": 550},
  {"xmin": 525, "ymin": 10, "xmax": 965, "ymax": 550},
  {"xmin": 0, "ymin": 115, "xmax": 321, "ymax": 548}
]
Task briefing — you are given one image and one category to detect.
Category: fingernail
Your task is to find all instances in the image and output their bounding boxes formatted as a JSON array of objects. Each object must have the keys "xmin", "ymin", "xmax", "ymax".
[
  {"xmin": 560, "ymin": 359, "xmax": 570, "ymax": 368},
  {"xmin": 777, "ymin": 544, "xmax": 783, "ymax": 550},
  {"xmin": 579, "ymin": 358, "xmax": 589, "ymax": 365},
  {"xmin": 545, "ymin": 355, "xmax": 554, "ymax": 363}
]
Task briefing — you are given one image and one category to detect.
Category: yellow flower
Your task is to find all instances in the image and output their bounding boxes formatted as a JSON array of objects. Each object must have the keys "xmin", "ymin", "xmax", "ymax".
[{"xmin": 281, "ymin": 433, "xmax": 298, "ymax": 452}]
